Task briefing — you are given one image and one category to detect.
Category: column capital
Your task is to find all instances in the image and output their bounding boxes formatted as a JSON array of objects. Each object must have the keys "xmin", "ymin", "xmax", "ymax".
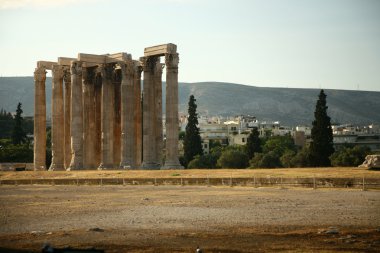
[
  {"xmin": 82, "ymin": 67, "xmax": 95, "ymax": 85},
  {"xmin": 52, "ymin": 65, "xmax": 64, "ymax": 81},
  {"xmin": 70, "ymin": 61, "xmax": 82, "ymax": 76},
  {"xmin": 63, "ymin": 67, "xmax": 71, "ymax": 84},
  {"xmin": 165, "ymin": 53, "xmax": 179, "ymax": 70},
  {"xmin": 34, "ymin": 66, "xmax": 47, "ymax": 82},
  {"xmin": 98, "ymin": 63, "xmax": 114, "ymax": 80},
  {"xmin": 141, "ymin": 56, "xmax": 159, "ymax": 72},
  {"xmin": 119, "ymin": 61, "xmax": 134, "ymax": 78},
  {"xmin": 155, "ymin": 63, "xmax": 165, "ymax": 75},
  {"xmin": 134, "ymin": 61, "xmax": 143, "ymax": 78}
]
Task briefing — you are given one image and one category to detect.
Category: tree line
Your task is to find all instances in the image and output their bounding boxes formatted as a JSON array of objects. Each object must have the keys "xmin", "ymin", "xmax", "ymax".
[
  {"xmin": 0, "ymin": 92, "xmax": 373, "ymax": 168},
  {"xmin": 182, "ymin": 91, "xmax": 372, "ymax": 169},
  {"xmin": 0, "ymin": 103, "xmax": 35, "ymax": 163}
]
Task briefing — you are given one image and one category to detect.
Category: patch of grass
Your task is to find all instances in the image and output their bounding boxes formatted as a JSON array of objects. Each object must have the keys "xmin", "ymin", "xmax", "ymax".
[{"xmin": 171, "ymin": 173, "xmax": 181, "ymax": 177}]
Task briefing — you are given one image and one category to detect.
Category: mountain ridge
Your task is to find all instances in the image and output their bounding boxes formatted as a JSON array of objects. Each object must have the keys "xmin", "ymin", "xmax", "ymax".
[{"xmin": 1, "ymin": 77, "xmax": 379, "ymax": 126}]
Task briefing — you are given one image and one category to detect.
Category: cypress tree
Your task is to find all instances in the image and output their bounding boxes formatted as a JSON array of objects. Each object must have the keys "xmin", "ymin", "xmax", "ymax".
[
  {"xmin": 183, "ymin": 95, "xmax": 203, "ymax": 167},
  {"xmin": 309, "ymin": 90, "xmax": 334, "ymax": 166},
  {"xmin": 246, "ymin": 127, "xmax": 261, "ymax": 159},
  {"xmin": 11, "ymin": 102, "xmax": 27, "ymax": 145}
]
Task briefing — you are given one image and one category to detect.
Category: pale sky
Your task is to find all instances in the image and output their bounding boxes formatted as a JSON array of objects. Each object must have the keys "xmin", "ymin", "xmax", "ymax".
[{"xmin": 0, "ymin": 0, "xmax": 379, "ymax": 91}]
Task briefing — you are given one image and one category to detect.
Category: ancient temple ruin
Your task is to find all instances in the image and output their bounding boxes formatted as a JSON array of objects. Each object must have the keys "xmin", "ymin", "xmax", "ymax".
[{"xmin": 33, "ymin": 43, "xmax": 183, "ymax": 170}]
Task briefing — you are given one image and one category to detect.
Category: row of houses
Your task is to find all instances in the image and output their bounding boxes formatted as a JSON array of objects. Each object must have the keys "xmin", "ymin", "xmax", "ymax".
[{"xmin": 179, "ymin": 115, "xmax": 380, "ymax": 154}]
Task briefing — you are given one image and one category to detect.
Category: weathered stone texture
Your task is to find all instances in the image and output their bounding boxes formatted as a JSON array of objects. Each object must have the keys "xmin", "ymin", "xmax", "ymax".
[{"xmin": 359, "ymin": 155, "xmax": 380, "ymax": 168}]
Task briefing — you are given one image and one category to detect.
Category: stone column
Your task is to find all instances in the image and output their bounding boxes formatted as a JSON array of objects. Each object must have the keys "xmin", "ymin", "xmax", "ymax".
[
  {"xmin": 162, "ymin": 53, "xmax": 183, "ymax": 169},
  {"xmin": 141, "ymin": 57, "xmax": 160, "ymax": 169},
  {"xmin": 68, "ymin": 61, "xmax": 83, "ymax": 170},
  {"xmin": 113, "ymin": 69, "xmax": 121, "ymax": 167},
  {"xmin": 49, "ymin": 65, "xmax": 65, "ymax": 171},
  {"xmin": 33, "ymin": 66, "xmax": 47, "ymax": 170},
  {"xmin": 94, "ymin": 74, "xmax": 102, "ymax": 167},
  {"xmin": 133, "ymin": 62, "xmax": 143, "ymax": 168},
  {"xmin": 63, "ymin": 69, "xmax": 72, "ymax": 169},
  {"xmin": 82, "ymin": 67, "xmax": 96, "ymax": 169},
  {"xmin": 98, "ymin": 64, "xmax": 115, "ymax": 169},
  {"xmin": 120, "ymin": 61, "xmax": 135, "ymax": 169},
  {"xmin": 155, "ymin": 62, "xmax": 164, "ymax": 166}
]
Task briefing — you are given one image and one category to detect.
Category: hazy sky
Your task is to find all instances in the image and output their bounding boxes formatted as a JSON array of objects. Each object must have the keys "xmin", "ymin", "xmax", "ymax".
[{"xmin": 1, "ymin": 0, "xmax": 379, "ymax": 91}]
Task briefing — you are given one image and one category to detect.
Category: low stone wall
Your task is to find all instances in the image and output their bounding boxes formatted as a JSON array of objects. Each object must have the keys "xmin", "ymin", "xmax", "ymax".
[
  {"xmin": 0, "ymin": 163, "xmax": 34, "ymax": 171},
  {"xmin": 1, "ymin": 177, "xmax": 379, "ymax": 189}
]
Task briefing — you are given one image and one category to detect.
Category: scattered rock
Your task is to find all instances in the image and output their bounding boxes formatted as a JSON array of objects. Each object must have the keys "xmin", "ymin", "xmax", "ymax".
[
  {"xmin": 88, "ymin": 227, "xmax": 104, "ymax": 232},
  {"xmin": 46, "ymin": 232, "xmax": 53, "ymax": 235},
  {"xmin": 142, "ymin": 198, "xmax": 150, "ymax": 201},
  {"xmin": 30, "ymin": 230, "xmax": 44, "ymax": 235},
  {"xmin": 339, "ymin": 235, "xmax": 357, "ymax": 240},
  {"xmin": 324, "ymin": 227, "xmax": 339, "ymax": 235},
  {"xmin": 359, "ymin": 155, "xmax": 380, "ymax": 168}
]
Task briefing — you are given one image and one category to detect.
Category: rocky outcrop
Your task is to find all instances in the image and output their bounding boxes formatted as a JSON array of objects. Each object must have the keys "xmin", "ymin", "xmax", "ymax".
[{"xmin": 359, "ymin": 155, "xmax": 380, "ymax": 168}]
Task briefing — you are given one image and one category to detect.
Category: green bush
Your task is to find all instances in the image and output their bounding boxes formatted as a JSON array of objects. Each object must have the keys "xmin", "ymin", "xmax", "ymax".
[
  {"xmin": 0, "ymin": 143, "xmax": 33, "ymax": 163},
  {"xmin": 217, "ymin": 146, "xmax": 249, "ymax": 168},
  {"xmin": 289, "ymin": 147, "xmax": 311, "ymax": 167},
  {"xmin": 263, "ymin": 135, "xmax": 296, "ymax": 156},
  {"xmin": 330, "ymin": 146, "xmax": 371, "ymax": 167},
  {"xmin": 250, "ymin": 151, "xmax": 281, "ymax": 168},
  {"xmin": 280, "ymin": 149, "xmax": 296, "ymax": 168}
]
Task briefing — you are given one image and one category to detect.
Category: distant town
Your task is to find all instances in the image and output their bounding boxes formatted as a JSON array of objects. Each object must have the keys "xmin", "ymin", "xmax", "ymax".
[{"xmin": 178, "ymin": 114, "xmax": 380, "ymax": 154}]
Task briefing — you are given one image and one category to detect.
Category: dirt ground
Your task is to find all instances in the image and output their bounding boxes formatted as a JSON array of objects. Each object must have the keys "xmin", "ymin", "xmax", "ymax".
[
  {"xmin": 1, "ymin": 167, "xmax": 379, "ymax": 180},
  {"xmin": 0, "ymin": 185, "xmax": 379, "ymax": 252}
]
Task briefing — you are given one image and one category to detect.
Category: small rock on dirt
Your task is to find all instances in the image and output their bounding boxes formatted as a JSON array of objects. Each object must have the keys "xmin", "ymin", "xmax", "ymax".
[
  {"xmin": 325, "ymin": 227, "xmax": 339, "ymax": 235},
  {"xmin": 88, "ymin": 227, "xmax": 104, "ymax": 232},
  {"xmin": 30, "ymin": 230, "xmax": 44, "ymax": 235}
]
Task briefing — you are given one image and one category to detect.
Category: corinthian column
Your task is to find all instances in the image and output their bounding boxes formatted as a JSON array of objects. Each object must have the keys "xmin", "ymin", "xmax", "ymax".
[
  {"xmin": 68, "ymin": 61, "xmax": 83, "ymax": 170},
  {"xmin": 113, "ymin": 69, "xmax": 121, "ymax": 167},
  {"xmin": 141, "ymin": 56, "xmax": 160, "ymax": 169},
  {"xmin": 63, "ymin": 69, "xmax": 71, "ymax": 169},
  {"xmin": 82, "ymin": 67, "xmax": 96, "ymax": 169},
  {"xmin": 94, "ymin": 74, "xmax": 102, "ymax": 168},
  {"xmin": 33, "ymin": 66, "xmax": 47, "ymax": 170},
  {"xmin": 98, "ymin": 64, "xmax": 115, "ymax": 169},
  {"xmin": 134, "ymin": 62, "xmax": 143, "ymax": 168},
  {"xmin": 120, "ymin": 61, "xmax": 135, "ymax": 168},
  {"xmin": 49, "ymin": 65, "xmax": 65, "ymax": 171},
  {"xmin": 155, "ymin": 62, "xmax": 164, "ymax": 166},
  {"xmin": 162, "ymin": 53, "xmax": 183, "ymax": 169}
]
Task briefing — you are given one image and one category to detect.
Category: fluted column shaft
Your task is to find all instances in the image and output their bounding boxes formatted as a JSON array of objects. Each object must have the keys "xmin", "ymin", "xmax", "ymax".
[
  {"xmin": 155, "ymin": 63, "xmax": 164, "ymax": 166},
  {"xmin": 134, "ymin": 63, "xmax": 143, "ymax": 168},
  {"xmin": 49, "ymin": 65, "xmax": 65, "ymax": 170},
  {"xmin": 63, "ymin": 70, "xmax": 71, "ymax": 169},
  {"xmin": 120, "ymin": 61, "xmax": 135, "ymax": 168},
  {"xmin": 83, "ymin": 68, "xmax": 96, "ymax": 169},
  {"xmin": 113, "ymin": 70, "xmax": 121, "ymax": 167},
  {"xmin": 162, "ymin": 53, "xmax": 183, "ymax": 169},
  {"xmin": 33, "ymin": 66, "xmax": 47, "ymax": 170},
  {"xmin": 94, "ymin": 75, "xmax": 102, "ymax": 167},
  {"xmin": 98, "ymin": 64, "xmax": 115, "ymax": 169},
  {"xmin": 141, "ymin": 57, "xmax": 160, "ymax": 169},
  {"xmin": 68, "ymin": 61, "xmax": 83, "ymax": 170}
]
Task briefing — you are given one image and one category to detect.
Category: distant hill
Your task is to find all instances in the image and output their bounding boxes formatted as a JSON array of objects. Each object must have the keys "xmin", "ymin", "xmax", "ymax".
[{"xmin": 1, "ymin": 77, "xmax": 379, "ymax": 126}]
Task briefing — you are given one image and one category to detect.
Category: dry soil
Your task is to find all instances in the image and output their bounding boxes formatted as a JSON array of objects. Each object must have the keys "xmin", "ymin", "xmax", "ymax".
[{"xmin": 0, "ymin": 185, "xmax": 379, "ymax": 252}]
